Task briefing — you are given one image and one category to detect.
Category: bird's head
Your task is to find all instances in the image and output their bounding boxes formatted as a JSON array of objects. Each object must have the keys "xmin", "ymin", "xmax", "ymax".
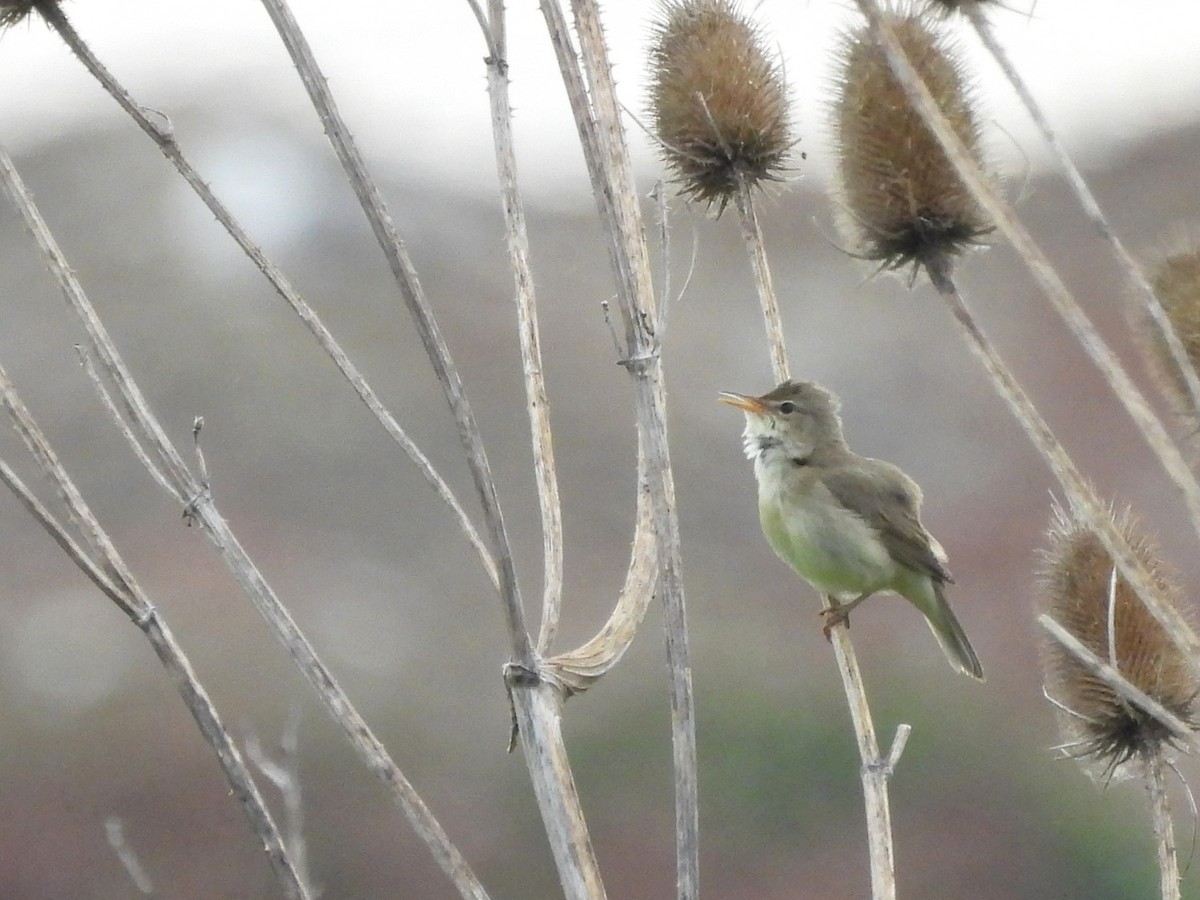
[{"xmin": 719, "ymin": 380, "xmax": 847, "ymax": 464}]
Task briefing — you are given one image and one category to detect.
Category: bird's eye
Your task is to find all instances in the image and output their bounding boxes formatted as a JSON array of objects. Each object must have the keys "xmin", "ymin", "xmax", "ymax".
[{"xmin": 778, "ymin": 401, "xmax": 797, "ymax": 414}]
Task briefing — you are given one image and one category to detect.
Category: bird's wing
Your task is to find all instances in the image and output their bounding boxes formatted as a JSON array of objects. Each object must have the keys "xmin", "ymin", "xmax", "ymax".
[{"xmin": 820, "ymin": 461, "xmax": 955, "ymax": 584}]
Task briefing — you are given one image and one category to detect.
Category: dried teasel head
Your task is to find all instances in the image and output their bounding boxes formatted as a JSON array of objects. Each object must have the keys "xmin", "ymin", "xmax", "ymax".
[
  {"xmin": 1133, "ymin": 238, "xmax": 1200, "ymax": 419},
  {"xmin": 1038, "ymin": 503, "xmax": 1198, "ymax": 777},
  {"xmin": 1, "ymin": 0, "xmax": 40, "ymax": 28},
  {"xmin": 917, "ymin": 0, "xmax": 1005, "ymax": 15},
  {"xmin": 830, "ymin": 7, "xmax": 993, "ymax": 281},
  {"xmin": 648, "ymin": 0, "xmax": 793, "ymax": 213}
]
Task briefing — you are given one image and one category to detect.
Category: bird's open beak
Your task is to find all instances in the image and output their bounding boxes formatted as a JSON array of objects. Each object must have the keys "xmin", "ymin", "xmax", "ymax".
[{"xmin": 718, "ymin": 391, "xmax": 769, "ymax": 414}]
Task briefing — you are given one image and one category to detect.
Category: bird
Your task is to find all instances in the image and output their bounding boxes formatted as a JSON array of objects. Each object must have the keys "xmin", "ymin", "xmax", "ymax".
[{"xmin": 719, "ymin": 379, "xmax": 984, "ymax": 680}]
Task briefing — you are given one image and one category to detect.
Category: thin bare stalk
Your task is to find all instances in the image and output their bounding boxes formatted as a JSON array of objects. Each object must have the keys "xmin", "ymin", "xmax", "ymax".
[
  {"xmin": 1145, "ymin": 749, "xmax": 1182, "ymax": 900},
  {"xmin": 105, "ymin": 819, "xmax": 156, "ymax": 897},
  {"xmin": 826, "ymin": 619, "xmax": 900, "ymax": 899},
  {"xmin": 247, "ymin": 712, "xmax": 317, "ymax": 898},
  {"xmin": 856, "ymin": 1, "xmax": 1200, "ymax": 665},
  {"xmin": 1, "ymin": 147, "xmax": 492, "ymax": 900},
  {"xmin": 0, "ymin": 365, "xmax": 310, "ymax": 900},
  {"xmin": 930, "ymin": 267, "xmax": 1200, "ymax": 669},
  {"xmin": 736, "ymin": 177, "xmax": 790, "ymax": 382},
  {"xmin": 855, "ymin": 0, "xmax": 1200, "ymax": 548},
  {"xmin": 251, "ymin": 0, "xmax": 530, "ymax": 665},
  {"xmin": 964, "ymin": 5, "xmax": 1200, "ymax": 419},
  {"xmin": 476, "ymin": 0, "xmax": 565, "ymax": 655},
  {"xmin": 739, "ymin": 168, "xmax": 900, "ymax": 900},
  {"xmin": 540, "ymin": 2, "xmax": 698, "ymax": 895},
  {"xmin": 31, "ymin": 0, "xmax": 500, "ymax": 595}
]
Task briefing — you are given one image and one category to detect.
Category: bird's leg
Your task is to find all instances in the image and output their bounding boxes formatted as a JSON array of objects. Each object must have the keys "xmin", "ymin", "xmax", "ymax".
[{"xmin": 820, "ymin": 592, "xmax": 873, "ymax": 640}]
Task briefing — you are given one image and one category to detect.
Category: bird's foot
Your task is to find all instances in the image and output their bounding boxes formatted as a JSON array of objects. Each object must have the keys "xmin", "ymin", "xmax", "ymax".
[
  {"xmin": 819, "ymin": 593, "xmax": 872, "ymax": 641},
  {"xmin": 820, "ymin": 604, "xmax": 851, "ymax": 641}
]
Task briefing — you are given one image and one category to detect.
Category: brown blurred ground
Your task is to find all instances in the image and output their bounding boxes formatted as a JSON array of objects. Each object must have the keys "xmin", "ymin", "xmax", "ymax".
[{"xmin": 2, "ymin": 107, "xmax": 1199, "ymax": 898}]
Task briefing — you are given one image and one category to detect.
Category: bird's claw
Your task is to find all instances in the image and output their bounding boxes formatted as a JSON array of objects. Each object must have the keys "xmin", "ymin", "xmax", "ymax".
[{"xmin": 820, "ymin": 605, "xmax": 851, "ymax": 641}]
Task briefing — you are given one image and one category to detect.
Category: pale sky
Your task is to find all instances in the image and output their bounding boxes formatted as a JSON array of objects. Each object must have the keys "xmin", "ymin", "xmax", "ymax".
[{"xmin": 1, "ymin": 0, "xmax": 1198, "ymax": 206}]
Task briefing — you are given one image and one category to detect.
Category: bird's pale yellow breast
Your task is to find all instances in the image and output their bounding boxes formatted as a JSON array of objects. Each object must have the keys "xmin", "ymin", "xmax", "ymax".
[{"xmin": 757, "ymin": 469, "xmax": 897, "ymax": 598}]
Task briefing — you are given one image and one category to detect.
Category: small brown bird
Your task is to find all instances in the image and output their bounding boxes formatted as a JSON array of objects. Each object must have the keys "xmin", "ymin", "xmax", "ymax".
[{"xmin": 720, "ymin": 380, "xmax": 984, "ymax": 680}]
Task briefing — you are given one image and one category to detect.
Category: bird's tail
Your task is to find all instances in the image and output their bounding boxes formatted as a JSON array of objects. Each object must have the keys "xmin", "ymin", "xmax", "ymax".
[{"xmin": 924, "ymin": 582, "xmax": 985, "ymax": 681}]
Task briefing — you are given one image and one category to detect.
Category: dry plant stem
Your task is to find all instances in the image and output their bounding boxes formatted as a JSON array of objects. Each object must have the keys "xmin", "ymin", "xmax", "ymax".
[
  {"xmin": 541, "ymin": 2, "xmax": 699, "ymax": 895},
  {"xmin": 826, "ymin": 609, "xmax": 899, "ymax": 900},
  {"xmin": 726, "ymin": 54, "xmax": 898, "ymax": 897},
  {"xmin": 105, "ymin": 819, "xmax": 156, "ymax": 897},
  {"xmin": 1145, "ymin": 748, "xmax": 1182, "ymax": 900},
  {"xmin": 964, "ymin": 5, "xmax": 1200, "ymax": 418},
  {"xmin": 470, "ymin": 4, "xmax": 605, "ymax": 895},
  {"xmin": 247, "ymin": 713, "xmax": 316, "ymax": 898},
  {"xmin": 736, "ymin": 177, "xmax": 790, "ymax": 382},
  {"xmin": 931, "ymin": 265, "xmax": 1200, "ymax": 668},
  {"xmin": 855, "ymin": 1, "xmax": 1200, "ymax": 662},
  {"xmin": 253, "ymin": 0, "xmax": 529, "ymax": 663},
  {"xmin": 0, "ymin": 371, "xmax": 310, "ymax": 900},
  {"xmin": 1, "ymin": 150, "xmax": 492, "ymax": 900},
  {"xmin": 30, "ymin": 0, "xmax": 500, "ymax": 596},
  {"xmin": 735, "ymin": 151, "xmax": 898, "ymax": 897},
  {"xmin": 477, "ymin": 0, "xmax": 565, "ymax": 655},
  {"xmin": 545, "ymin": 430, "xmax": 658, "ymax": 693}
]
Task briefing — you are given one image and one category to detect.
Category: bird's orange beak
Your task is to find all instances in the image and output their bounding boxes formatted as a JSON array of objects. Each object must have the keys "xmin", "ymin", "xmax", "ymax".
[{"xmin": 718, "ymin": 391, "xmax": 769, "ymax": 414}]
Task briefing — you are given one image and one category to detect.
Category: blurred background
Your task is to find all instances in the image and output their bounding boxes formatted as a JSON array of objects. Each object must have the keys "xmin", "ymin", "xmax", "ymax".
[{"xmin": 2, "ymin": 1, "xmax": 1200, "ymax": 897}]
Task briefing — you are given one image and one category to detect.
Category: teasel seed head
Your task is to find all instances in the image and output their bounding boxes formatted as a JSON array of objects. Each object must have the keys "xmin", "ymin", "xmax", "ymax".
[
  {"xmin": 1038, "ymin": 503, "xmax": 1198, "ymax": 777},
  {"xmin": 1134, "ymin": 238, "xmax": 1200, "ymax": 419},
  {"xmin": 830, "ymin": 7, "xmax": 993, "ymax": 281},
  {"xmin": 1, "ymin": 0, "xmax": 39, "ymax": 28},
  {"xmin": 918, "ymin": 0, "xmax": 1004, "ymax": 16},
  {"xmin": 648, "ymin": 0, "xmax": 793, "ymax": 213}
]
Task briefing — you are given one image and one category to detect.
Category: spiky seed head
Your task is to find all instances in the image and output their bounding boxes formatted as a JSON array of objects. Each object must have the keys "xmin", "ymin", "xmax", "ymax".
[
  {"xmin": 1, "ymin": 0, "xmax": 40, "ymax": 28},
  {"xmin": 1134, "ymin": 241, "xmax": 1200, "ymax": 417},
  {"xmin": 1038, "ymin": 504, "xmax": 1198, "ymax": 777},
  {"xmin": 918, "ymin": 0, "xmax": 1004, "ymax": 16},
  {"xmin": 648, "ymin": 0, "xmax": 793, "ymax": 213},
  {"xmin": 831, "ymin": 8, "xmax": 993, "ymax": 281}
]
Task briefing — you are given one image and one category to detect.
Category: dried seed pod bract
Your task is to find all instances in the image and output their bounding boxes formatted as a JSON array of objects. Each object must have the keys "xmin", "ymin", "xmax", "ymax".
[
  {"xmin": 1134, "ymin": 241, "xmax": 1200, "ymax": 418},
  {"xmin": 830, "ymin": 8, "xmax": 993, "ymax": 280},
  {"xmin": 1038, "ymin": 505, "xmax": 1198, "ymax": 776},
  {"xmin": 647, "ymin": 0, "xmax": 793, "ymax": 212}
]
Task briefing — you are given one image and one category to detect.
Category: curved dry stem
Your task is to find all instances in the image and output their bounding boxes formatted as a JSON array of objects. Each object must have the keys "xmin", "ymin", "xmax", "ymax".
[
  {"xmin": 540, "ymin": 2, "xmax": 698, "ymax": 895},
  {"xmin": 253, "ymin": 0, "xmax": 530, "ymax": 663},
  {"xmin": 855, "ymin": 0, "xmax": 1200, "ymax": 561},
  {"xmin": 477, "ymin": 0, "xmax": 565, "ymax": 654},
  {"xmin": 1, "ymin": 146, "xmax": 492, "ymax": 900},
  {"xmin": 545, "ymin": 425, "xmax": 659, "ymax": 696},
  {"xmin": 736, "ymin": 176, "xmax": 790, "ymax": 382},
  {"xmin": 964, "ymin": 5, "xmax": 1200, "ymax": 420},
  {"xmin": 31, "ymin": 1, "xmax": 500, "ymax": 594}
]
